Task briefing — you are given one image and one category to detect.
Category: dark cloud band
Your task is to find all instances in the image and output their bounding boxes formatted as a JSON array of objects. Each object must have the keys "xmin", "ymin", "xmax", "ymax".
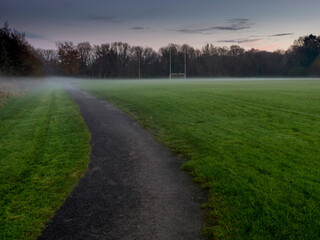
[
  {"xmin": 86, "ymin": 14, "xmax": 122, "ymax": 23},
  {"xmin": 177, "ymin": 19, "xmax": 253, "ymax": 34},
  {"xmin": 218, "ymin": 38, "xmax": 261, "ymax": 44},
  {"xmin": 269, "ymin": 33, "xmax": 294, "ymax": 37},
  {"xmin": 131, "ymin": 26, "xmax": 145, "ymax": 30}
]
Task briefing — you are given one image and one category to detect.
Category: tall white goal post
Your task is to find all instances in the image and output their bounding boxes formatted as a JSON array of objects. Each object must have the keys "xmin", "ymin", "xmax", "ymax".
[{"xmin": 169, "ymin": 46, "xmax": 187, "ymax": 79}]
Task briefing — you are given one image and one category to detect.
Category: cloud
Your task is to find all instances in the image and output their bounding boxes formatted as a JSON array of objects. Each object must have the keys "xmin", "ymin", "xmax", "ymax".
[
  {"xmin": 227, "ymin": 18, "xmax": 250, "ymax": 24},
  {"xmin": 177, "ymin": 18, "xmax": 253, "ymax": 34},
  {"xmin": 218, "ymin": 38, "xmax": 262, "ymax": 44},
  {"xmin": 86, "ymin": 14, "xmax": 122, "ymax": 23},
  {"xmin": 269, "ymin": 33, "xmax": 294, "ymax": 37},
  {"xmin": 24, "ymin": 32, "xmax": 46, "ymax": 40},
  {"xmin": 131, "ymin": 26, "xmax": 145, "ymax": 30}
]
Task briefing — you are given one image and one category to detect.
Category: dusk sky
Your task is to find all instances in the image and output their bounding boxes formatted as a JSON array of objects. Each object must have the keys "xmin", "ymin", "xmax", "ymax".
[{"xmin": 1, "ymin": 0, "xmax": 320, "ymax": 51}]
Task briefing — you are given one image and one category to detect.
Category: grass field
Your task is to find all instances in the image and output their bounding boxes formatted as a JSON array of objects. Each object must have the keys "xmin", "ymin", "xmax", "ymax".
[
  {"xmin": 0, "ymin": 91, "xmax": 9, "ymax": 107},
  {"xmin": 76, "ymin": 78, "xmax": 320, "ymax": 240},
  {"xmin": 0, "ymin": 82, "xmax": 90, "ymax": 240}
]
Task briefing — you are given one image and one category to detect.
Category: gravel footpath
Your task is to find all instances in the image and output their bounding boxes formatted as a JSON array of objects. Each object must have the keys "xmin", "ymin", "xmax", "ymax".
[{"xmin": 39, "ymin": 86, "xmax": 206, "ymax": 240}]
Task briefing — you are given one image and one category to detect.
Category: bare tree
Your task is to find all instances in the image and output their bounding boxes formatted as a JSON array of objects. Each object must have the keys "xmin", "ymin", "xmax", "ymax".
[
  {"xmin": 77, "ymin": 42, "xmax": 93, "ymax": 75},
  {"xmin": 56, "ymin": 41, "xmax": 80, "ymax": 76}
]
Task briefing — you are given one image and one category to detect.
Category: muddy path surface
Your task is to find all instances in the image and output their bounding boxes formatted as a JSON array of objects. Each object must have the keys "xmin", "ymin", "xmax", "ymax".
[{"xmin": 39, "ymin": 86, "xmax": 206, "ymax": 240}]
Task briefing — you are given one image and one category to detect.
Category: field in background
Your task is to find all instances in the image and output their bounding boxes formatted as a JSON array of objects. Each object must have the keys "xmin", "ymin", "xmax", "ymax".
[
  {"xmin": 0, "ymin": 82, "xmax": 90, "ymax": 240},
  {"xmin": 76, "ymin": 78, "xmax": 320, "ymax": 240}
]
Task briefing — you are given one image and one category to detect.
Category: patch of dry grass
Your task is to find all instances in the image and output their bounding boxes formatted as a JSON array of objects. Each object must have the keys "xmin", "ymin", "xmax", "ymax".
[
  {"xmin": 0, "ymin": 91, "xmax": 9, "ymax": 107},
  {"xmin": 0, "ymin": 78, "xmax": 37, "ymax": 107}
]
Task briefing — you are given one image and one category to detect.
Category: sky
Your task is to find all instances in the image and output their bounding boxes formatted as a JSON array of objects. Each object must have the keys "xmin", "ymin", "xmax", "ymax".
[{"xmin": 1, "ymin": 0, "xmax": 320, "ymax": 51}]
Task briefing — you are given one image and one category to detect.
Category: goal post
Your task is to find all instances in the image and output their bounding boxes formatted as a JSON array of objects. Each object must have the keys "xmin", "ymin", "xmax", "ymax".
[
  {"xmin": 169, "ymin": 47, "xmax": 187, "ymax": 79},
  {"xmin": 169, "ymin": 73, "xmax": 186, "ymax": 79}
]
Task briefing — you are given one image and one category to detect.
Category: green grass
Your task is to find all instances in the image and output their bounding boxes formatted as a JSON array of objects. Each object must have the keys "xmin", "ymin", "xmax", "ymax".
[
  {"xmin": 0, "ymin": 83, "xmax": 90, "ymax": 239},
  {"xmin": 75, "ymin": 78, "xmax": 320, "ymax": 240},
  {"xmin": 0, "ymin": 91, "xmax": 10, "ymax": 107}
]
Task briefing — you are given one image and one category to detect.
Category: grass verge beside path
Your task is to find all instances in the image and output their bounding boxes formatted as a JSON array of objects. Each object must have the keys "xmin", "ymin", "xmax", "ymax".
[
  {"xmin": 0, "ymin": 91, "xmax": 11, "ymax": 107},
  {"xmin": 0, "ymin": 84, "xmax": 90, "ymax": 240},
  {"xmin": 76, "ymin": 79, "xmax": 320, "ymax": 240}
]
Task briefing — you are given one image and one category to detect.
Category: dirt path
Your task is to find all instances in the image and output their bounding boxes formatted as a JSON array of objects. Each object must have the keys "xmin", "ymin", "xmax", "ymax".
[{"xmin": 39, "ymin": 87, "xmax": 206, "ymax": 240}]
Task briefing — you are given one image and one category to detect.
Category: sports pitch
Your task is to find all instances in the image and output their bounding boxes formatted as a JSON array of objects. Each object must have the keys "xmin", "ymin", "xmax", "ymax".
[
  {"xmin": 76, "ymin": 78, "xmax": 320, "ymax": 239},
  {"xmin": 1, "ymin": 78, "xmax": 320, "ymax": 239}
]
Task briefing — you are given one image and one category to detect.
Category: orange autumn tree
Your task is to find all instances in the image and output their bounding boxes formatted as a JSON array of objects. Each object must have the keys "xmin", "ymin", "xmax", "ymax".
[{"xmin": 57, "ymin": 41, "xmax": 80, "ymax": 76}]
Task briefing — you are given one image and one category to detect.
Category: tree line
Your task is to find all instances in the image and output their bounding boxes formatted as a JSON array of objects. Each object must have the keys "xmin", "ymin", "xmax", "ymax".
[
  {"xmin": 0, "ymin": 22, "xmax": 43, "ymax": 76},
  {"xmin": 1, "ymin": 23, "xmax": 320, "ymax": 78}
]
